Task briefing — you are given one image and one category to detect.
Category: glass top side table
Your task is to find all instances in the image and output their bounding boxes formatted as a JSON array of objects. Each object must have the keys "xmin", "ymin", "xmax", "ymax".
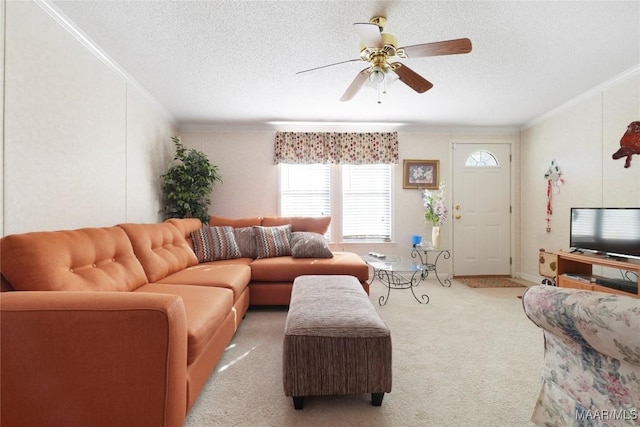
[{"xmin": 410, "ymin": 245, "xmax": 452, "ymax": 287}]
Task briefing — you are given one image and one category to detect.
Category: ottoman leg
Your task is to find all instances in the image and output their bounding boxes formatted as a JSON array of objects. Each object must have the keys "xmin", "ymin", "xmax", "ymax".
[
  {"xmin": 371, "ymin": 392, "xmax": 385, "ymax": 406},
  {"xmin": 293, "ymin": 396, "xmax": 304, "ymax": 410}
]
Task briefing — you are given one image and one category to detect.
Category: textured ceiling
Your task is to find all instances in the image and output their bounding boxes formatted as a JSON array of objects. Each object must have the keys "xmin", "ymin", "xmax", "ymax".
[{"xmin": 51, "ymin": 1, "xmax": 640, "ymax": 130}]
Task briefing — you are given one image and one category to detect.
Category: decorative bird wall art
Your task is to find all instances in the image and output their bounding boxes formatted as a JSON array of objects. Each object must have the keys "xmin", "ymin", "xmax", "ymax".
[{"xmin": 612, "ymin": 121, "xmax": 640, "ymax": 168}]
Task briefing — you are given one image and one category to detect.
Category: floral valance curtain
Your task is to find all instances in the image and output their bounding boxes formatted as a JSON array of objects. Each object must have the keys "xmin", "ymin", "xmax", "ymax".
[{"xmin": 274, "ymin": 132, "xmax": 398, "ymax": 165}]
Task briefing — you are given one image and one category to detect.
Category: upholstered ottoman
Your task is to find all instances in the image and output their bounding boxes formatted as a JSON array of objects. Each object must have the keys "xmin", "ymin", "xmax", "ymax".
[{"xmin": 283, "ymin": 275, "xmax": 392, "ymax": 409}]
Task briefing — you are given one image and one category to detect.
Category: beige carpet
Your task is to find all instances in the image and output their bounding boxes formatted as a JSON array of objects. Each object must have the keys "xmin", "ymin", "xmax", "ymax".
[{"xmin": 184, "ymin": 279, "xmax": 542, "ymax": 427}]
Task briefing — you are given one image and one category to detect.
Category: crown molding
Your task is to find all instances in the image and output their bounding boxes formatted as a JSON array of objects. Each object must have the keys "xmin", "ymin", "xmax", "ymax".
[
  {"xmin": 34, "ymin": 0, "xmax": 176, "ymax": 124},
  {"xmin": 522, "ymin": 65, "xmax": 640, "ymax": 130},
  {"xmin": 178, "ymin": 120, "xmax": 519, "ymax": 135}
]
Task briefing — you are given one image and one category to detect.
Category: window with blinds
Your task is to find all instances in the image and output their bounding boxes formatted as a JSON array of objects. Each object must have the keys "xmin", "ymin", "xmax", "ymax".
[
  {"xmin": 341, "ymin": 164, "xmax": 392, "ymax": 241},
  {"xmin": 279, "ymin": 164, "xmax": 331, "ymax": 217},
  {"xmin": 279, "ymin": 164, "xmax": 392, "ymax": 242}
]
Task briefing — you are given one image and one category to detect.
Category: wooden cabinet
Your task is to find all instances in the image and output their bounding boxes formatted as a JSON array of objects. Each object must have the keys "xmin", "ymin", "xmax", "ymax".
[{"xmin": 556, "ymin": 251, "xmax": 640, "ymax": 297}]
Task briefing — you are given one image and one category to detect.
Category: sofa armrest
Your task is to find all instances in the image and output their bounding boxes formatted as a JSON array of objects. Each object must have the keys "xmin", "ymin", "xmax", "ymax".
[
  {"xmin": 522, "ymin": 285, "xmax": 640, "ymax": 365},
  {"xmin": 1, "ymin": 291, "xmax": 188, "ymax": 427}
]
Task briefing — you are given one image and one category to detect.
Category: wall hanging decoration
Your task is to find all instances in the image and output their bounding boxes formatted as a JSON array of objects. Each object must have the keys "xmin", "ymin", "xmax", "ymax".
[
  {"xmin": 403, "ymin": 159, "xmax": 439, "ymax": 189},
  {"xmin": 612, "ymin": 121, "xmax": 640, "ymax": 168},
  {"xmin": 544, "ymin": 160, "xmax": 563, "ymax": 233}
]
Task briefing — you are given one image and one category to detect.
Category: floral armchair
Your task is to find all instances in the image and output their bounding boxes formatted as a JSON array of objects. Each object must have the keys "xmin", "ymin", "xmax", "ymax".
[{"xmin": 522, "ymin": 285, "xmax": 640, "ymax": 426}]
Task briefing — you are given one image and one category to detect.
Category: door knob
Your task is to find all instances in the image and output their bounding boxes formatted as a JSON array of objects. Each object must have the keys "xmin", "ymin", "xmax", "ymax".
[
  {"xmin": 455, "ymin": 214, "xmax": 462, "ymax": 220},
  {"xmin": 455, "ymin": 205, "xmax": 461, "ymax": 210}
]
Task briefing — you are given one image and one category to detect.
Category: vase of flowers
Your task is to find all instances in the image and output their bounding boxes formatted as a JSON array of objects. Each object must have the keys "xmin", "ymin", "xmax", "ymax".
[
  {"xmin": 431, "ymin": 226, "xmax": 441, "ymax": 250},
  {"xmin": 422, "ymin": 183, "xmax": 447, "ymax": 249}
]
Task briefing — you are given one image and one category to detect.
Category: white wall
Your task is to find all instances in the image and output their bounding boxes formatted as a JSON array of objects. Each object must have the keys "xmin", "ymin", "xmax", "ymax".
[
  {"xmin": 180, "ymin": 128, "xmax": 519, "ymax": 275},
  {"xmin": 180, "ymin": 131, "xmax": 278, "ymax": 218},
  {"xmin": 519, "ymin": 68, "xmax": 640, "ymax": 282},
  {"xmin": 0, "ymin": 1, "xmax": 5, "ymax": 237},
  {"xmin": 2, "ymin": 1, "xmax": 176, "ymax": 235}
]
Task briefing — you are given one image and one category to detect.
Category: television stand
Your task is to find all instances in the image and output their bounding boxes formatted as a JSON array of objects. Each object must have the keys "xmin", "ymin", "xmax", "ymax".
[{"xmin": 556, "ymin": 251, "xmax": 639, "ymax": 297}]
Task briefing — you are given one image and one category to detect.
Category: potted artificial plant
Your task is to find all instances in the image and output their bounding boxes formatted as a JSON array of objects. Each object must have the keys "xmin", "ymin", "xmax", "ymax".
[{"xmin": 161, "ymin": 136, "xmax": 222, "ymax": 223}]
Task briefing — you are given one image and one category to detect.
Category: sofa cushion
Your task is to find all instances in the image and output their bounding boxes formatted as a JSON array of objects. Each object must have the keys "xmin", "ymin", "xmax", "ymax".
[
  {"xmin": 118, "ymin": 222, "xmax": 198, "ymax": 283},
  {"xmin": 0, "ymin": 227, "xmax": 148, "ymax": 292},
  {"xmin": 166, "ymin": 218, "xmax": 203, "ymax": 251},
  {"xmin": 290, "ymin": 232, "xmax": 333, "ymax": 258},
  {"xmin": 153, "ymin": 262, "xmax": 252, "ymax": 301},
  {"xmin": 253, "ymin": 225, "xmax": 292, "ymax": 258},
  {"xmin": 250, "ymin": 251, "xmax": 369, "ymax": 282},
  {"xmin": 135, "ymin": 283, "xmax": 233, "ymax": 365},
  {"xmin": 190, "ymin": 226, "xmax": 241, "ymax": 262},
  {"xmin": 233, "ymin": 227, "xmax": 258, "ymax": 259},
  {"xmin": 262, "ymin": 216, "xmax": 331, "ymax": 235},
  {"xmin": 209, "ymin": 216, "xmax": 262, "ymax": 228}
]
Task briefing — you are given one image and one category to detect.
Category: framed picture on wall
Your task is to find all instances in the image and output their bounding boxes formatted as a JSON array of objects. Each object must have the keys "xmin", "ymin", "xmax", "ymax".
[{"xmin": 403, "ymin": 159, "xmax": 439, "ymax": 189}]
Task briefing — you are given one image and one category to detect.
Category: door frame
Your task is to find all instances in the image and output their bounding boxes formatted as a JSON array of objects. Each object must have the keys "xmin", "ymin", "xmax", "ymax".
[{"xmin": 448, "ymin": 138, "xmax": 518, "ymax": 278}]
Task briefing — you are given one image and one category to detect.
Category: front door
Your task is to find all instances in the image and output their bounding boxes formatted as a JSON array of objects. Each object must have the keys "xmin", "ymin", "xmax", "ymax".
[{"xmin": 452, "ymin": 143, "xmax": 511, "ymax": 276}]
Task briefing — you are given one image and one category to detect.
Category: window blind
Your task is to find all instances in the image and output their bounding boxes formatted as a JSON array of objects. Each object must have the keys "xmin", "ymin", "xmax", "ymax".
[
  {"xmin": 342, "ymin": 164, "xmax": 392, "ymax": 240},
  {"xmin": 280, "ymin": 163, "xmax": 392, "ymax": 241},
  {"xmin": 279, "ymin": 164, "xmax": 331, "ymax": 217}
]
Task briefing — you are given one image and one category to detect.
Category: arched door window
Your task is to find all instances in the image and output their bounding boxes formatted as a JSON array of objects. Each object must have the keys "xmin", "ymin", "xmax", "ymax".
[{"xmin": 465, "ymin": 150, "xmax": 499, "ymax": 167}]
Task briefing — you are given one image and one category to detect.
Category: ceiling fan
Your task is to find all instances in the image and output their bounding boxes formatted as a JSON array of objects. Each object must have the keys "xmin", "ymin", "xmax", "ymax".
[{"xmin": 296, "ymin": 16, "xmax": 472, "ymax": 102}]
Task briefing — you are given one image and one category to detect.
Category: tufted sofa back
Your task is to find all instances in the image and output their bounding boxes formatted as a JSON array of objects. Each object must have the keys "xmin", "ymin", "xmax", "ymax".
[
  {"xmin": 0, "ymin": 227, "xmax": 148, "ymax": 292},
  {"xmin": 118, "ymin": 222, "xmax": 198, "ymax": 283},
  {"xmin": 166, "ymin": 218, "xmax": 204, "ymax": 251},
  {"xmin": 209, "ymin": 216, "xmax": 331, "ymax": 235}
]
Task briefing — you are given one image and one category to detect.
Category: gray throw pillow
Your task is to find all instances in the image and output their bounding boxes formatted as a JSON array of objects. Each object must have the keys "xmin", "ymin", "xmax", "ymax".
[
  {"xmin": 234, "ymin": 226, "xmax": 258, "ymax": 258},
  {"xmin": 290, "ymin": 232, "xmax": 333, "ymax": 258}
]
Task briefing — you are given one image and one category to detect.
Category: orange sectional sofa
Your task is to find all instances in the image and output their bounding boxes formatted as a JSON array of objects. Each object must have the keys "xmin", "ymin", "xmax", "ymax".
[{"xmin": 0, "ymin": 216, "xmax": 369, "ymax": 427}]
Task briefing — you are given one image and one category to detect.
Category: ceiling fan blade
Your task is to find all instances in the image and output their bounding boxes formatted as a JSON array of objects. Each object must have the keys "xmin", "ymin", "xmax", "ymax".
[
  {"xmin": 296, "ymin": 58, "xmax": 361, "ymax": 75},
  {"xmin": 401, "ymin": 38, "xmax": 472, "ymax": 58},
  {"xmin": 353, "ymin": 22, "xmax": 383, "ymax": 48},
  {"xmin": 393, "ymin": 63, "xmax": 433, "ymax": 93},
  {"xmin": 340, "ymin": 68, "xmax": 370, "ymax": 101}
]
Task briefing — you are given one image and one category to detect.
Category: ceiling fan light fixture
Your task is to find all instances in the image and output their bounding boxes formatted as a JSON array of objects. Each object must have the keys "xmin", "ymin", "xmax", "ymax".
[{"xmin": 368, "ymin": 66, "xmax": 386, "ymax": 84}]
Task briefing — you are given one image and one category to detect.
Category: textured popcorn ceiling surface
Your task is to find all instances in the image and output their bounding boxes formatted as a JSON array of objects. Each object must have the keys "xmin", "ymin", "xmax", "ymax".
[{"xmin": 52, "ymin": 1, "xmax": 640, "ymax": 130}]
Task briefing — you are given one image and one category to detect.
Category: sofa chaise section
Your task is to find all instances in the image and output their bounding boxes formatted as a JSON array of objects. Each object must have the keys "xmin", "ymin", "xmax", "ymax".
[
  {"xmin": 249, "ymin": 252, "xmax": 370, "ymax": 305},
  {"xmin": 174, "ymin": 216, "xmax": 371, "ymax": 306}
]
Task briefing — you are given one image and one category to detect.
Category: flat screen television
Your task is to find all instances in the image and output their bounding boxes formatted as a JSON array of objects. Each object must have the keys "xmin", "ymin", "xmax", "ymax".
[{"xmin": 570, "ymin": 208, "xmax": 640, "ymax": 260}]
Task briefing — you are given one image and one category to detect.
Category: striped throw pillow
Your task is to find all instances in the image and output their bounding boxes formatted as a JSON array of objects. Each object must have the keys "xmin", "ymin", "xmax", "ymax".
[
  {"xmin": 190, "ymin": 226, "xmax": 241, "ymax": 262},
  {"xmin": 253, "ymin": 225, "xmax": 292, "ymax": 258}
]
